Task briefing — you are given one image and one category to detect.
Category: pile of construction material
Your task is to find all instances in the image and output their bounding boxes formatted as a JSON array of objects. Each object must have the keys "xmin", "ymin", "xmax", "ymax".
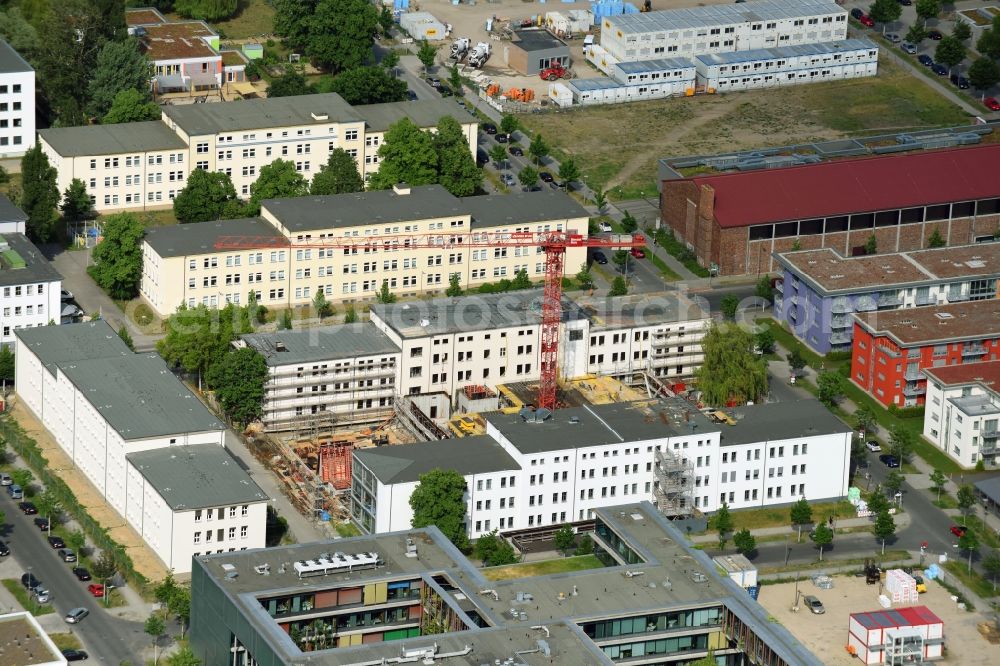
[{"xmin": 884, "ymin": 569, "xmax": 920, "ymax": 605}]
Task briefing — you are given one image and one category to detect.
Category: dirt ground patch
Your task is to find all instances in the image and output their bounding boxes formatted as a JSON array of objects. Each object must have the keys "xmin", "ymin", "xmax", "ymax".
[
  {"xmin": 520, "ymin": 56, "xmax": 971, "ymax": 198},
  {"xmin": 758, "ymin": 575, "xmax": 995, "ymax": 665}
]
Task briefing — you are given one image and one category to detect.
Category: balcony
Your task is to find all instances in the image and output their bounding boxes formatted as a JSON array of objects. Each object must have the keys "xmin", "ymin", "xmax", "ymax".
[
  {"xmin": 946, "ymin": 291, "xmax": 969, "ymax": 303},
  {"xmin": 831, "ymin": 299, "xmax": 854, "ymax": 314},
  {"xmin": 855, "ymin": 297, "xmax": 878, "ymax": 312},
  {"xmin": 914, "ymin": 295, "xmax": 936, "ymax": 306},
  {"xmin": 877, "ymin": 292, "xmax": 902, "ymax": 308},
  {"xmin": 830, "ymin": 331, "xmax": 852, "ymax": 345},
  {"xmin": 773, "ymin": 279, "xmax": 784, "ymax": 294},
  {"xmin": 903, "ymin": 383, "xmax": 927, "ymax": 397},
  {"xmin": 962, "ymin": 344, "xmax": 987, "ymax": 357},
  {"xmin": 830, "ymin": 315, "xmax": 852, "ymax": 329}
]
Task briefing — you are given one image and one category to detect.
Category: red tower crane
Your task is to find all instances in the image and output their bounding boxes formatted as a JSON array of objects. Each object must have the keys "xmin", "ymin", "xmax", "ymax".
[{"xmin": 216, "ymin": 229, "xmax": 645, "ymax": 410}]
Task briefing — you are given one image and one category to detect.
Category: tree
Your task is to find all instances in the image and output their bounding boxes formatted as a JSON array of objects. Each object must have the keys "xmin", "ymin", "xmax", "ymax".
[
  {"xmin": 518, "ymin": 166, "xmax": 539, "ymax": 189},
  {"xmin": 267, "ymin": 68, "xmax": 313, "ymax": 98},
  {"xmin": 330, "ymin": 66, "xmax": 407, "ymax": 104},
  {"xmin": 558, "ymin": 158, "xmax": 580, "ymax": 185},
  {"xmin": 929, "ymin": 469, "xmax": 948, "ymax": 502},
  {"xmin": 168, "ymin": 586, "xmax": 192, "ymax": 638},
  {"xmin": 173, "ymin": 170, "xmax": 239, "ymax": 223},
  {"xmin": 968, "ymin": 56, "xmax": 1000, "ymax": 94},
  {"xmin": 575, "ymin": 534, "xmax": 594, "ymax": 556},
  {"xmin": 376, "ymin": 279, "xmax": 396, "ymax": 303},
  {"xmin": 576, "ymin": 263, "xmax": 594, "ymax": 290},
  {"xmin": 0, "ymin": 346, "xmax": 14, "ymax": 383},
  {"xmin": 307, "ymin": 0, "xmax": 378, "ymax": 72},
  {"xmin": 165, "ymin": 644, "xmax": 201, "ymax": 666},
  {"xmin": 500, "ymin": 114, "xmax": 519, "ymax": 136},
  {"xmin": 528, "ymin": 134, "xmax": 549, "ymax": 166},
  {"xmin": 378, "ymin": 5, "xmax": 395, "ymax": 35},
  {"xmin": 720, "ymin": 294, "xmax": 740, "ymax": 320},
  {"xmin": 752, "ymin": 330, "xmax": 774, "ymax": 356},
  {"xmin": 66, "ymin": 529, "xmax": 86, "ymax": 555},
  {"xmin": 554, "ymin": 524, "xmax": 577, "ymax": 554},
  {"xmin": 977, "ymin": 19, "xmax": 1000, "ymax": 60},
  {"xmin": 0, "ymin": 7, "xmax": 39, "ymax": 59},
  {"xmin": 873, "ymin": 509, "xmax": 896, "ymax": 555},
  {"xmin": 91, "ymin": 550, "xmax": 118, "ymax": 582},
  {"xmin": 868, "ymin": 0, "xmax": 902, "ymax": 26},
  {"xmin": 158, "ymin": 303, "xmax": 254, "ymax": 386},
  {"xmin": 809, "ymin": 523, "xmax": 833, "ymax": 560},
  {"xmin": 448, "ymin": 64, "xmax": 462, "ymax": 93},
  {"xmin": 410, "ymin": 469, "xmax": 469, "ymax": 550},
  {"xmin": 915, "ymin": 0, "xmax": 940, "ymax": 22},
  {"xmin": 274, "ymin": 0, "xmax": 315, "ymax": 49},
  {"xmin": 864, "ymin": 234, "xmax": 878, "ymax": 256},
  {"xmin": 733, "ymin": 528, "xmax": 756, "ymax": 556},
  {"xmin": 60, "ymin": 179, "xmax": 93, "ymax": 222},
  {"xmin": 755, "ymin": 275, "xmax": 774, "ymax": 301},
  {"xmin": 434, "ymin": 116, "xmax": 482, "ymax": 197},
  {"xmin": 958, "ymin": 530, "xmax": 979, "ymax": 573},
  {"xmin": 696, "ymin": 324, "xmax": 768, "ymax": 407},
  {"xmin": 381, "ymin": 49, "xmax": 400, "ymax": 73},
  {"xmin": 175, "ymin": 0, "xmax": 239, "ymax": 21},
  {"xmin": 445, "ymin": 273, "xmax": 463, "ymax": 297},
  {"xmin": 103, "ymin": 88, "xmax": 161, "ymax": 124},
  {"xmin": 371, "ymin": 118, "xmax": 439, "ymax": 189},
  {"xmin": 35, "ymin": 489, "xmax": 61, "ymax": 534},
  {"xmin": 248, "ymin": 159, "xmax": 309, "ymax": 214},
  {"xmin": 934, "ymin": 36, "xmax": 966, "ymax": 74},
  {"xmin": 89, "ymin": 213, "xmax": 144, "ymax": 299},
  {"xmin": 957, "ymin": 483, "xmax": 976, "ymax": 525},
  {"xmin": 474, "ymin": 528, "xmax": 514, "ymax": 566},
  {"xmin": 905, "ymin": 23, "xmax": 927, "ymax": 45},
  {"xmin": 311, "ymin": 149, "xmax": 364, "ymax": 195},
  {"xmin": 511, "ymin": 269, "xmax": 531, "ymax": 291},
  {"xmin": 620, "ymin": 210, "xmax": 638, "ymax": 233},
  {"xmin": 10, "ymin": 469, "xmax": 32, "ymax": 491},
  {"xmin": 593, "ymin": 189, "xmax": 607, "ymax": 214},
  {"xmin": 817, "ymin": 370, "xmax": 846, "ymax": 407},
  {"xmin": 19, "ymin": 145, "xmax": 59, "ymax": 242},
  {"xmin": 280, "ymin": 309, "xmax": 293, "ymax": 330},
  {"xmin": 713, "ymin": 503, "xmax": 734, "ymax": 549},
  {"xmin": 787, "ymin": 348, "xmax": 807, "ymax": 373},
  {"xmin": 983, "ymin": 549, "xmax": 1000, "ymax": 591},
  {"xmin": 313, "ymin": 290, "xmax": 333, "ymax": 318},
  {"xmin": 953, "ymin": 20, "xmax": 971, "ymax": 42},
  {"xmin": 609, "ymin": 275, "xmax": 628, "ymax": 296},
  {"xmin": 206, "ymin": 348, "xmax": 268, "ymax": 427},
  {"xmin": 866, "ymin": 485, "xmax": 890, "ymax": 515},
  {"xmin": 853, "ymin": 406, "xmax": 878, "ymax": 438},
  {"xmin": 417, "ymin": 39, "xmax": 437, "ymax": 71},
  {"xmin": 612, "ymin": 250, "xmax": 629, "ymax": 274},
  {"xmin": 790, "ymin": 498, "xmax": 813, "ymax": 542},
  {"xmin": 489, "ymin": 143, "xmax": 508, "ymax": 170},
  {"xmin": 154, "ymin": 573, "xmax": 179, "ymax": 614},
  {"xmin": 888, "ymin": 425, "xmax": 914, "ymax": 462},
  {"xmin": 884, "ymin": 470, "xmax": 904, "ymax": 496},
  {"xmin": 88, "ymin": 38, "xmax": 151, "ymax": 118},
  {"xmin": 145, "ymin": 614, "xmax": 166, "ymax": 665},
  {"xmin": 344, "ymin": 305, "xmax": 358, "ymax": 323}
]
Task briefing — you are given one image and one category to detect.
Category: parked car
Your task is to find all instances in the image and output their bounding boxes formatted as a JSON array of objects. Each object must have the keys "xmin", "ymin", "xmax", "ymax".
[
  {"xmin": 865, "ymin": 440, "xmax": 881, "ymax": 453},
  {"xmin": 406, "ymin": 89, "xmax": 417, "ymax": 101},
  {"xmin": 18, "ymin": 502, "xmax": 37, "ymax": 515},
  {"xmin": 33, "ymin": 587, "xmax": 51, "ymax": 603},
  {"xmin": 495, "ymin": 133, "xmax": 509, "ymax": 143},
  {"xmin": 64, "ymin": 608, "xmax": 89, "ymax": 624},
  {"xmin": 425, "ymin": 77, "xmax": 440, "ymax": 87},
  {"xmin": 0, "ymin": 472, "xmax": 11, "ymax": 486},
  {"xmin": 72, "ymin": 567, "xmax": 91, "ymax": 581},
  {"xmin": 803, "ymin": 595, "xmax": 825, "ymax": 614},
  {"xmin": 950, "ymin": 74, "xmax": 970, "ymax": 89},
  {"xmin": 931, "ymin": 64, "xmax": 948, "ymax": 76},
  {"xmin": 59, "ymin": 548, "xmax": 77, "ymax": 563},
  {"xmin": 60, "ymin": 289, "xmax": 74, "ymax": 301},
  {"xmin": 950, "ymin": 525, "xmax": 968, "ymax": 538},
  {"xmin": 501, "ymin": 173, "xmax": 516, "ymax": 187},
  {"xmin": 87, "ymin": 583, "xmax": 105, "ymax": 598},
  {"xmin": 7, "ymin": 484, "xmax": 22, "ymax": 499},
  {"xmin": 509, "ymin": 145, "xmax": 523, "ymax": 157},
  {"xmin": 901, "ymin": 42, "xmax": 917, "ymax": 54},
  {"xmin": 539, "ymin": 171, "xmax": 554, "ymax": 183},
  {"xmin": 897, "ymin": 0, "xmax": 912, "ymax": 5},
  {"xmin": 62, "ymin": 649, "xmax": 89, "ymax": 662},
  {"xmin": 879, "ymin": 454, "xmax": 900, "ymax": 468},
  {"xmin": 850, "ymin": 8, "xmax": 864, "ymax": 19},
  {"xmin": 885, "ymin": 33, "xmax": 901, "ymax": 44},
  {"xmin": 21, "ymin": 573, "xmax": 40, "ymax": 590},
  {"xmin": 438, "ymin": 86, "xmax": 453, "ymax": 97},
  {"xmin": 860, "ymin": 15, "xmax": 874, "ymax": 27},
  {"xmin": 985, "ymin": 97, "xmax": 1000, "ymax": 111},
  {"xmin": 482, "ymin": 123, "xmax": 498, "ymax": 135},
  {"xmin": 928, "ymin": 30, "xmax": 943, "ymax": 40},
  {"xmin": 592, "ymin": 250, "xmax": 609, "ymax": 265},
  {"xmin": 0, "ymin": 540, "xmax": 8, "ymax": 556},
  {"xmin": 918, "ymin": 54, "xmax": 934, "ymax": 67},
  {"xmin": 630, "ymin": 247, "xmax": 646, "ymax": 259},
  {"xmin": 598, "ymin": 222, "xmax": 613, "ymax": 233},
  {"xmin": 33, "ymin": 517, "xmax": 49, "ymax": 530},
  {"xmin": 48, "ymin": 535, "xmax": 66, "ymax": 549}
]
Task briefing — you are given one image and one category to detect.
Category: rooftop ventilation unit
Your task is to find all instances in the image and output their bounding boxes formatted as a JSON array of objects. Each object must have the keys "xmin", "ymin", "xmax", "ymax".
[
  {"xmin": 310, "ymin": 112, "xmax": 329, "ymax": 121},
  {"xmin": 293, "ymin": 551, "xmax": 381, "ymax": 578},
  {"xmin": 935, "ymin": 312, "xmax": 955, "ymax": 320},
  {"xmin": 275, "ymin": 341, "xmax": 287, "ymax": 352}
]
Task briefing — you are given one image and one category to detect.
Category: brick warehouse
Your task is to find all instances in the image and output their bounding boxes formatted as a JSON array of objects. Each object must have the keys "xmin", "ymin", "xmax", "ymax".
[{"xmin": 660, "ymin": 144, "xmax": 1000, "ymax": 276}]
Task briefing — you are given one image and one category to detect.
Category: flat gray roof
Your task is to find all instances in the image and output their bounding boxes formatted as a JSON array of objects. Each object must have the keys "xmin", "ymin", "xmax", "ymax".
[
  {"xmin": 717, "ymin": 399, "xmax": 850, "ymax": 446},
  {"xmin": 353, "ymin": 98, "xmax": 474, "ymax": 132},
  {"xmin": 162, "ymin": 92, "xmax": 360, "ymax": 135},
  {"xmin": 370, "ymin": 290, "xmax": 588, "ymax": 338},
  {"xmin": 695, "ymin": 38, "xmax": 875, "ymax": 66},
  {"xmin": 950, "ymin": 394, "xmax": 1000, "ymax": 417},
  {"xmin": 575, "ymin": 291, "xmax": 710, "ymax": 329},
  {"xmin": 512, "ymin": 28, "xmax": 568, "ymax": 51},
  {"xmin": 14, "ymin": 320, "xmax": 131, "ymax": 375},
  {"xmin": 59, "ymin": 353, "xmax": 223, "ymax": 440},
  {"xmin": 0, "ymin": 195, "xmax": 26, "ymax": 223},
  {"xmin": 263, "ymin": 185, "xmax": 465, "ymax": 232},
  {"xmin": 607, "ymin": 0, "xmax": 843, "ymax": 35},
  {"xmin": 354, "ymin": 436, "xmax": 521, "ymax": 484},
  {"xmin": 0, "ymin": 39, "xmax": 32, "ymax": 74},
  {"xmin": 465, "ymin": 191, "xmax": 589, "ymax": 229},
  {"xmin": 39, "ymin": 121, "xmax": 187, "ymax": 157},
  {"xmin": 127, "ymin": 444, "xmax": 268, "ymax": 510},
  {"xmin": 614, "ymin": 57, "xmax": 694, "ymax": 73},
  {"xmin": 975, "ymin": 476, "xmax": 1000, "ymax": 504},
  {"xmin": 143, "ymin": 217, "xmax": 284, "ymax": 257},
  {"xmin": 0, "ymin": 234, "xmax": 62, "ymax": 288},
  {"xmin": 240, "ymin": 324, "xmax": 399, "ymax": 366}
]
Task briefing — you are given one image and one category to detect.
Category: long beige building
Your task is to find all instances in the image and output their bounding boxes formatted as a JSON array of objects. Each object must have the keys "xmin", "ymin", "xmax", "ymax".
[
  {"xmin": 140, "ymin": 185, "xmax": 591, "ymax": 315},
  {"xmin": 37, "ymin": 94, "xmax": 477, "ymax": 213}
]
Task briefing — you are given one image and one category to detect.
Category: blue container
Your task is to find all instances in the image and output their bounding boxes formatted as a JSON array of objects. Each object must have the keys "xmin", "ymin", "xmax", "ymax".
[{"xmin": 319, "ymin": 510, "xmax": 331, "ymax": 522}]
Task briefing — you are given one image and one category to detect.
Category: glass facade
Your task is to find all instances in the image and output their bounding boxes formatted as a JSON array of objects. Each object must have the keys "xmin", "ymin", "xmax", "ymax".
[
  {"xmin": 582, "ymin": 607, "xmax": 723, "ymax": 640},
  {"xmin": 601, "ymin": 633, "xmax": 710, "ymax": 660},
  {"xmin": 594, "ymin": 518, "xmax": 645, "ymax": 565}
]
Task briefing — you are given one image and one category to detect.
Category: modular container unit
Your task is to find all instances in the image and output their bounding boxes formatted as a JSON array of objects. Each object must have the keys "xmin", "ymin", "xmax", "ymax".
[
  {"xmin": 847, "ymin": 606, "xmax": 944, "ymax": 665},
  {"xmin": 611, "ymin": 57, "xmax": 697, "ymax": 94},
  {"xmin": 568, "ymin": 77, "xmax": 622, "ymax": 105},
  {"xmin": 695, "ymin": 38, "xmax": 877, "ymax": 91},
  {"xmin": 400, "ymin": 11, "xmax": 446, "ymax": 41},
  {"xmin": 548, "ymin": 81, "xmax": 574, "ymax": 107},
  {"xmin": 585, "ymin": 42, "xmax": 621, "ymax": 75}
]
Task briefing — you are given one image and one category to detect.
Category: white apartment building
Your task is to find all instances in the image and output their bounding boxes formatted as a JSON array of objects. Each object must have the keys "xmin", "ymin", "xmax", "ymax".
[
  {"xmin": 38, "ymin": 94, "xmax": 478, "ymax": 214},
  {"xmin": 0, "ymin": 39, "xmax": 34, "ymax": 159},
  {"xmin": 14, "ymin": 320, "xmax": 266, "ymax": 573},
  {"xmin": 139, "ymin": 186, "xmax": 590, "ymax": 316},
  {"xmin": 236, "ymin": 324, "xmax": 400, "ymax": 432},
  {"xmin": 351, "ymin": 398, "xmax": 852, "ymax": 537},
  {"xmin": 597, "ymin": 0, "xmax": 846, "ymax": 64},
  {"xmin": 0, "ymin": 194, "xmax": 27, "ymax": 233},
  {"xmin": 695, "ymin": 38, "xmax": 877, "ymax": 91},
  {"xmin": 0, "ymin": 233, "xmax": 63, "ymax": 346},
  {"xmin": 923, "ymin": 361, "xmax": 1000, "ymax": 469}
]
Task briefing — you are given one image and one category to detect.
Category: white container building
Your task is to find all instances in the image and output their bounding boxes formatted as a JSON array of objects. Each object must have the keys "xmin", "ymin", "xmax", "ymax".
[
  {"xmin": 400, "ymin": 11, "xmax": 447, "ymax": 41},
  {"xmin": 612, "ymin": 57, "xmax": 696, "ymax": 90},
  {"xmin": 695, "ymin": 39, "xmax": 878, "ymax": 91}
]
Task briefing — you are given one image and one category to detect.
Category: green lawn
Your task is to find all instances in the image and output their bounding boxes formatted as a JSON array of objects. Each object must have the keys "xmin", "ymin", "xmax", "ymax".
[
  {"xmin": 943, "ymin": 561, "xmax": 996, "ymax": 601},
  {"xmin": 210, "ymin": 0, "xmax": 276, "ymax": 40},
  {"xmin": 483, "ymin": 555, "xmax": 604, "ymax": 581},
  {"xmin": 758, "ymin": 551, "xmax": 912, "ymax": 576},
  {"xmin": 48, "ymin": 634, "xmax": 83, "ymax": 651},
  {"xmin": 1, "ymin": 579, "xmax": 55, "ymax": 615},
  {"xmin": 703, "ymin": 500, "xmax": 858, "ymax": 533},
  {"xmin": 335, "ymin": 522, "xmax": 361, "ymax": 538}
]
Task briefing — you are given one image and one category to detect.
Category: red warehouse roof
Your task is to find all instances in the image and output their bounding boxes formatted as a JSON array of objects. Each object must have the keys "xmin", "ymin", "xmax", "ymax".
[
  {"xmin": 851, "ymin": 605, "xmax": 943, "ymax": 629},
  {"xmin": 688, "ymin": 145, "xmax": 1000, "ymax": 228}
]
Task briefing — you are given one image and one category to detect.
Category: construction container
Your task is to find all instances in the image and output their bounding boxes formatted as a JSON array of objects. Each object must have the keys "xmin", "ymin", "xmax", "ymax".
[
  {"xmin": 400, "ymin": 11, "xmax": 446, "ymax": 41},
  {"xmin": 548, "ymin": 82, "xmax": 573, "ymax": 107}
]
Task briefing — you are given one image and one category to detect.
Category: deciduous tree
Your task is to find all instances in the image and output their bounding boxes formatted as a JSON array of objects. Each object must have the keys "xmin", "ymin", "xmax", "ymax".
[
  {"xmin": 958, "ymin": 530, "xmax": 978, "ymax": 573},
  {"xmin": 20, "ymin": 145, "xmax": 59, "ymax": 242},
  {"xmin": 620, "ymin": 210, "xmax": 638, "ymax": 233},
  {"xmin": 417, "ymin": 39, "xmax": 437, "ymax": 71},
  {"xmin": 145, "ymin": 614, "xmax": 166, "ymax": 665},
  {"xmin": 576, "ymin": 263, "xmax": 594, "ymax": 290},
  {"xmin": 329, "ymin": 66, "xmax": 407, "ymax": 104},
  {"xmin": 713, "ymin": 503, "xmax": 734, "ymax": 549},
  {"xmin": 448, "ymin": 64, "xmax": 462, "ymax": 93},
  {"xmin": 267, "ymin": 68, "xmax": 313, "ymax": 98},
  {"xmin": 873, "ymin": 509, "xmax": 896, "ymax": 554},
  {"xmin": 274, "ymin": 0, "xmax": 315, "ymax": 49},
  {"xmin": 915, "ymin": 0, "xmax": 940, "ymax": 22},
  {"xmin": 720, "ymin": 294, "xmax": 740, "ymax": 320},
  {"xmin": 790, "ymin": 497, "xmax": 812, "ymax": 542},
  {"xmin": 810, "ymin": 523, "xmax": 833, "ymax": 561},
  {"xmin": 500, "ymin": 114, "xmax": 519, "ymax": 135},
  {"xmin": 103, "ymin": 88, "xmax": 160, "ymax": 124},
  {"xmin": 929, "ymin": 469, "xmax": 948, "ymax": 502},
  {"xmin": 517, "ymin": 165, "xmax": 538, "ymax": 189},
  {"xmin": 489, "ymin": 143, "xmax": 508, "ymax": 169},
  {"xmin": 165, "ymin": 644, "xmax": 201, "ymax": 666},
  {"xmin": 733, "ymin": 528, "xmax": 756, "ymax": 556},
  {"xmin": 696, "ymin": 324, "xmax": 768, "ymax": 407},
  {"xmin": 934, "ymin": 36, "xmax": 966, "ymax": 74},
  {"xmin": 308, "ymin": 0, "xmax": 378, "ymax": 72},
  {"xmin": 755, "ymin": 275, "xmax": 774, "ymax": 301},
  {"xmin": 817, "ymin": 370, "xmax": 846, "ymax": 407},
  {"xmin": 313, "ymin": 290, "xmax": 333, "ymax": 318},
  {"xmin": 953, "ymin": 20, "xmax": 971, "ymax": 42},
  {"xmin": 310, "ymin": 148, "xmax": 364, "ymax": 195},
  {"xmin": 89, "ymin": 213, "xmax": 144, "ymax": 299},
  {"xmin": 884, "ymin": 470, "xmax": 904, "ymax": 496},
  {"xmin": 528, "ymin": 133, "xmax": 549, "ymax": 166},
  {"xmin": 866, "ymin": 486, "xmax": 890, "ymax": 515},
  {"xmin": 434, "ymin": 116, "xmax": 481, "ymax": 196},
  {"xmin": 175, "ymin": 0, "xmax": 239, "ymax": 22},
  {"xmin": 61, "ymin": 179, "xmax": 94, "ymax": 221},
  {"xmin": 344, "ymin": 305, "xmax": 358, "ymax": 323},
  {"xmin": 608, "ymin": 275, "xmax": 628, "ymax": 296},
  {"xmin": 983, "ymin": 549, "xmax": 1000, "ymax": 591},
  {"xmin": 445, "ymin": 273, "xmax": 463, "ymax": 297},
  {"xmin": 91, "ymin": 550, "xmax": 118, "ymax": 582},
  {"xmin": 248, "ymin": 159, "xmax": 309, "ymax": 215},
  {"xmin": 864, "ymin": 234, "xmax": 878, "ymax": 255},
  {"xmin": 88, "ymin": 38, "xmax": 151, "ymax": 118},
  {"xmin": 888, "ymin": 425, "xmax": 914, "ymax": 462},
  {"xmin": 376, "ymin": 279, "xmax": 396, "ymax": 303},
  {"xmin": 554, "ymin": 524, "xmax": 577, "ymax": 554},
  {"xmin": 969, "ymin": 56, "xmax": 1000, "ymax": 93},
  {"xmin": 957, "ymin": 483, "xmax": 976, "ymax": 525},
  {"xmin": 868, "ymin": 0, "xmax": 902, "ymax": 27},
  {"xmin": 0, "ymin": 346, "xmax": 15, "ymax": 383},
  {"xmin": 978, "ymin": 18, "xmax": 1000, "ymax": 59},
  {"xmin": 853, "ymin": 406, "xmax": 878, "ymax": 437},
  {"xmin": 558, "ymin": 158, "xmax": 580, "ymax": 185},
  {"xmin": 370, "ymin": 118, "xmax": 439, "ymax": 189},
  {"xmin": 754, "ymin": 329, "xmax": 775, "ymax": 355},
  {"xmin": 410, "ymin": 469, "xmax": 469, "ymax": 550},
  {"xmin": 787, "ymin": 348, "xmax": 807, "ymax": 373},
  {"xmin": 173, "ymin": 170, "xmax": 239, "ymax": 222},
  {"xmin": 905, "ymin": 23, "xmax": 927, "ymax": 45},
  {"xmin": 206, "ymin": 347, "xmax": 268, "ymax": 427}
]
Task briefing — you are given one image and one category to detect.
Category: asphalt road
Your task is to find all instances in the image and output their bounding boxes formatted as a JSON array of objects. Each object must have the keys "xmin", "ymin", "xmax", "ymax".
[{"xmin": 1, "ymin": 492, "xmax": 145, "ymax": 663}]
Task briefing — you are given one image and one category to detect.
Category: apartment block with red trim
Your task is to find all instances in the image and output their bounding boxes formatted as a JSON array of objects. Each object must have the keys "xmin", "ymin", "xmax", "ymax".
[
  {"xmin": 850, "ymin": 300, "xmax": 1000, "ymax": 408},
  {"xmin": 922, "ymin": 360, "xmax": 1000, "ymax": 468},
  {"xmin": 660, "ymin": 144, "xmax": 1000, "ymax": 276}
]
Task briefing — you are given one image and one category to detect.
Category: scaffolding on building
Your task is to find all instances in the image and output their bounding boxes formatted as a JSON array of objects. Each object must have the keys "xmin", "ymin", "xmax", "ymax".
[{"xmin": 653, "ymin": 445, "xmax": 695, "ymax": 518}]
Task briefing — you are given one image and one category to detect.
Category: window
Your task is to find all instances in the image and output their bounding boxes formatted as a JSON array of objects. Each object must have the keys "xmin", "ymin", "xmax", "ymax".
[{"xmin": 193, "ymin": 532, "xmax": 201, "ymax": 544}]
